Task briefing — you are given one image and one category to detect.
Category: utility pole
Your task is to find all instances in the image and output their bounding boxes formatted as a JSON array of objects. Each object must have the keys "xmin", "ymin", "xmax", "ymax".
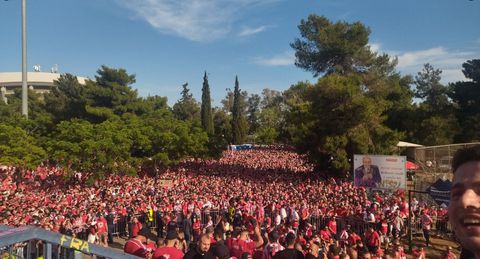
[{"xmin": 21, "ymin": 0, "xmax": 28, "ymax": 119}]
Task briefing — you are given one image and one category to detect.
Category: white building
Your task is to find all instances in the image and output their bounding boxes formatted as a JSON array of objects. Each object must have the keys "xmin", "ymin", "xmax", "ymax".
[{"xmin": 0, "ymin": 72, "xmax": 88, "ymax": 103}]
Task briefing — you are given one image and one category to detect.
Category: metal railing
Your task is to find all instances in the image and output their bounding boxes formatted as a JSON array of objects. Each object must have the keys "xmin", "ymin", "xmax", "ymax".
[{"xmin": 0, "ymin": 225, "xmax": 141, "ymax": 259}]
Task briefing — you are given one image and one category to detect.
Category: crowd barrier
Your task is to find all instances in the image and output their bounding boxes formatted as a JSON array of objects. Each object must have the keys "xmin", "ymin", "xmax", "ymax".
[{"xmin": 67, "ymin": 209, "xmax": 454, "ymax": 247}]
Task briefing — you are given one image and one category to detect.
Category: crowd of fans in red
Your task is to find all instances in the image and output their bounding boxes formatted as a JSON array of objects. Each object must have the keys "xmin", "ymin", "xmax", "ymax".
[{"xmin": 0, "ymin": 147, "xmax": 455, "ymax": 258}]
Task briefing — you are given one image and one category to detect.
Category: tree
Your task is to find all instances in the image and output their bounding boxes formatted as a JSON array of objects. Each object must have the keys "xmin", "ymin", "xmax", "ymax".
[
  {"xmin": 410, "ymin": 63, "xmax": 458, "ymax": 145},
  {"xmin": 290, "ymin": 14, "xmax": 374, "ymax": 76},
  {"xmin": 414, "ymin": 63, "xmax": 450, "ymax": 112},
  {"xmin": 247, "ymin": 93, "xmax": 261, "ymax": 134},
  {"xmin": 201, "ymin": 72, "xmax": 214, "ymax": 135},
  {"xmin": 284, "ymin": 75, "xmax": 400, "ymax": 173},
  {"xmin": 0, "ymin": 124, "xmax": 46, "ymax": 167},
  {"xmin": 44, "ymin": 73, "xmax": 88, "ymax": 123},
  {"xmin": 449, "ymin": 59, "xmax": 480, "ymax": 142},
  {"xmin": 88, "ymin": 66, "xmax": 142, "ymax": 116},
  {"xmin": 462, "ymin": 59, "xmax": 480, "ymax": 83},
  {"xmin": 231, "ymin": 76, "xmax": 248, "ymax": 144},
  {"xmin": 173, "ymin": 82, "xmax": 200, "ymax": 122}
]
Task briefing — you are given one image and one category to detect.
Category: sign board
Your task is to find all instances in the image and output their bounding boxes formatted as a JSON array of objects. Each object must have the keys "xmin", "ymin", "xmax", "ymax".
[
  {"xmin": 229, "ymin": 144, "xmax": 253, "ymax": 151},
  {"xmin": 426, "ymin": 179, "xmax": 452, "ymax": 206},
  {"xmin": 353, "ymin": 155, "xmax": 406, "ymax": 190}
]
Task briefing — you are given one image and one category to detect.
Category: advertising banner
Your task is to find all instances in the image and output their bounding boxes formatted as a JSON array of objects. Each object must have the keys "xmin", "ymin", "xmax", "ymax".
[{"xmin": 353, "ymin": 155, "xmax": 406, "ymax": 190}]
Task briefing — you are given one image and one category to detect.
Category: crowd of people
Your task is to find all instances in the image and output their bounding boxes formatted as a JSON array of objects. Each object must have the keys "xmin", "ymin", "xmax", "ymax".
[{"xmin": 0, "ymin": 146, "xmax": 454, "ymax": 258}]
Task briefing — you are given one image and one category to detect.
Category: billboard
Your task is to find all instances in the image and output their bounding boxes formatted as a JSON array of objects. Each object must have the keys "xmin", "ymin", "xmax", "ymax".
[{"xmin": 353, "ymin": 155, "xmax": 406, "ymax": 190}]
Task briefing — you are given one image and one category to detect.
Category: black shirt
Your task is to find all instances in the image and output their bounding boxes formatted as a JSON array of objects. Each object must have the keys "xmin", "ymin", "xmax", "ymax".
[
  {"xmin": 305, "ymin": 253, "xmax": 319, "ymax": 259},
  {"xmin": 183, "ymin": 248, "xmax": 215, "ymax": 259},
  {"xmin": 273, "ymin": 248, "xmax": 305, "ymax": 259},
  {"xmin": 210, "ymin": 240, "xmax": 229, "ymax": 259}
]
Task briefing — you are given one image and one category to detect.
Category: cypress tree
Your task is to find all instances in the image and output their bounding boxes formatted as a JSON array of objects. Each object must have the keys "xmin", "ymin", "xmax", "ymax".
[
  {"xmin": 231, "ymin": 76, "xmax": 247, "ymax": 144},
  {"xmin": 201, "ymin": 71, "xmax": 214, "ymax": 135}
]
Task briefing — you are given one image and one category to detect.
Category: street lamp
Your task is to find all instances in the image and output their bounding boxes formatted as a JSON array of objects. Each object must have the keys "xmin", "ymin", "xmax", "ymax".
[
  {"xmin": 21, "ymin": 0, "xmax": 28, "ymax": 119},
  {"xmin": 6, "ymin": 0, "xmax": 29, "ymax": 118}
]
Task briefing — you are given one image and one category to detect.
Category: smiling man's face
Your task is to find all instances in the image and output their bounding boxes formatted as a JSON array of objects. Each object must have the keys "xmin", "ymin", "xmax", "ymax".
[{"xmin": 449, "ymin": 161, "xmax": 480, "ymax": 253}]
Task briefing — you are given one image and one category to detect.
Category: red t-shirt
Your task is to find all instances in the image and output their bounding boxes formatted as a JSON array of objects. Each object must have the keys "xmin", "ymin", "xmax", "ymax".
[
  {"xmin": 366, "ymin": 231, "xmax": 380, "ymax": 247},
  {"xmin": 328, "ymin": 220, "xmax": 337, "ymax": 234},
  {"xmin": 380, "ymin": 222, "xmax": 388, "ymax": 235},
  {"xmin": 320, "ymin": 229, "xmax": 331, "ymax": 241},
  {"xmin": 348, "ymin": 233, "xmax": 361, "ymax": 246},
  {"xmin": 96, "ymin": 218, "xmax": 108, "ymax": 233},
  {"xmin": 124, "ymin": 239, "xmax": 148, "ymax": 258},
  {"xmin": 154, "ymin": 246, "xmax": 184, "ymax": 259},
  {"xmin": 230, "ymin": 239, "xmax": 256, "ymax": 258},
  {"xmin": 131, "ymin": 222, "xmax": 142, "ymax": 238}
]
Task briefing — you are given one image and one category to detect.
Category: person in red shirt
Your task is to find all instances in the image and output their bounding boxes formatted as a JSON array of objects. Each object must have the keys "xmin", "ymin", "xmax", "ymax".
[
  {"xmin": 379, "ymin": 216, "xmax": 389, "ymax": 249},
  {"xmin": 192, "ymin": 216, "xmax": 201, "ymax": 242},
  {"xmin": 154, "ymin": 231, "xmax": 184, "ymax": 259},
  {"xmin": 320, "ymin": 226, "xmax": 331, "ymax": 243},
  {"xmin": 131, "ymin": 217, "xmax": 143, "ymax": 238},
  {"xmin": 230, "ymin": 226, "xmax": 264, "ymax": 258},
  {"xmin": 347, "ymin": 230, "xmax": 361, "ymax": 247},
  {"xmin": 96, "ymin": 214, "xmax": 108, "ymax": 246},
  {"xmin": 365, "ymin": 227, "xmax": 380, "ymax": 254},
  {"xmin": 124, "ymin": 228, "xmax": 155, "ymax": 258},
  {"xmin": 327, "ymin": 216, "xmax": 337, "ymax": 239}
]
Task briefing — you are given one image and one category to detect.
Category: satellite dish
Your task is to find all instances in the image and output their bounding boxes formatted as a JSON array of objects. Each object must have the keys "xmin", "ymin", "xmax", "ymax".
[{"xmin": 33, "ymin": 64, "xmax": 41, "ymax": 72}]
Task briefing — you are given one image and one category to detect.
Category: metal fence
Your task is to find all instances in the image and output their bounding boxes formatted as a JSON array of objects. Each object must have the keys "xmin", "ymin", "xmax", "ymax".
[
  {"xmin": 125, "ymin": 209, "xmax": 453, "ymax": 240},
  {"xmin": 414, "ymin": 142, "xmax": 480, "ymax": 173}
]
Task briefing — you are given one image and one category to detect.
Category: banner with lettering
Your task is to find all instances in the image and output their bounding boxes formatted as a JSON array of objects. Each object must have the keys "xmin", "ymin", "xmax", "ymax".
[{"xmin": 353, "ymin": 155, "xmax": 406, "ymax": 190}]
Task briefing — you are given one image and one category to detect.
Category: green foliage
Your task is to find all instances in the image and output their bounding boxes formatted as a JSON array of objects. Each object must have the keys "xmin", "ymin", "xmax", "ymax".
[
  {"xmin": 255, "ymin": 127, "xmax": 278, "ymax": 144},
  {"xmin": 414, "ymin": 63, "xmax": 450, "ymax": 112},
  {"xmin": 247, "ymin": 93, "xmax": 261, "ymax": 134},
  {"xmin": 462, "ymin": 59, "xmax": 480, "ymax": 83},
  {"xmin": 213, "ymin": 108, "xmax": 232, "ymax": 145},
  {"xmin": 284, "ymin": 74, "xmax": 400, "ymax": 173},
  {"xmin": 291, "ymin": 14, "xmax": 374, "ymax": 76},
  {"xmin": 173, "ymin": 82, "xmax": 200, "ymax": 122},
  {"xmin": 449, "ymin": 59, "xmax": 480, "ymax": 142},
  {"xmin": 231, "ymin": 76, "xmax": 248, "ymax": 144},
  {"xmin": 0, "ymin": 65, "xmax": 218, "ymax": 178},
  {"xmin": 0, "ymin": 124, "xmax": 47, "ymax": 168},
  {"xmin": 201, "ymin": 72, "xmax": 214, "ymax": 135}
]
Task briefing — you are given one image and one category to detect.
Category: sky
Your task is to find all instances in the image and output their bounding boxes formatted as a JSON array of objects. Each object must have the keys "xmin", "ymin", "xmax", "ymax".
[{"xmin": 0, "ymin": 0, "xmax": 479, "ymax": 106}]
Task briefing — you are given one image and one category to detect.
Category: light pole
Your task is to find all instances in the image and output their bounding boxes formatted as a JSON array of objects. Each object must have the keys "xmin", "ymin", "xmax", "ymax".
[{"xmin": 21, "ymin": 0, "xmax": 28, "ymax": 119}]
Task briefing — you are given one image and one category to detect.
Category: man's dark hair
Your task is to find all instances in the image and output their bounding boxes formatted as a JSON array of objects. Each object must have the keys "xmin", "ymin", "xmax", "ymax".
[
  {"xmin": 452, "ymin": 145, "xmax": 480, "ymax": 172},
  {"xmin": 214, "ymin": 226, "xmax": 224, "ymax": 239},
  {"xmin": 285, "ymin": 232, "xmax": 296, "ymax": 246}
]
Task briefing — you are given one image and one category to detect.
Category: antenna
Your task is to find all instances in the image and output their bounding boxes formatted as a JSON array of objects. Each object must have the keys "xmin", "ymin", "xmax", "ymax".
[{"xmin": 51, "ymin": 64, "xmax": 59, "ymax": 73}]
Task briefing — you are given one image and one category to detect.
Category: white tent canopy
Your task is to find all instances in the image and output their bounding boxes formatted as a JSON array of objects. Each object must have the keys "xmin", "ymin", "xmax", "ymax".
[{"xmin": 397, "ymin": 141, "xmax": 423, "ymax": 147}]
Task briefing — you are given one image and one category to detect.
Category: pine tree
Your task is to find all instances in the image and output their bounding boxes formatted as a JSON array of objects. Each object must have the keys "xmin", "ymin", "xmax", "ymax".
[
  {"xmin": 201, "ymin": 71, "xmax": 214, "ymax": 135},
  {"xmin": 172, "ymin": 82, "xmax": 200, "ymax": 122},
  {"xmin": 231, "ymin": 76, "xmax": 247, "ymax": 144}
]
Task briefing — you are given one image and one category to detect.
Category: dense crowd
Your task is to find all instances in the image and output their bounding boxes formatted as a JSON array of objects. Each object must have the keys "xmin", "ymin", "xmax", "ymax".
[{"xmin": 0, "ymin": 147, "xmax": 454, "ymax": 258}]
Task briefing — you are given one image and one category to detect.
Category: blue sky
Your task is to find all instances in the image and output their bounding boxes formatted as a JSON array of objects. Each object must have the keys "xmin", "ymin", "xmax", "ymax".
[{"xmin": 0, "ymin": 0, "xmax": 479, "ymax": 106}]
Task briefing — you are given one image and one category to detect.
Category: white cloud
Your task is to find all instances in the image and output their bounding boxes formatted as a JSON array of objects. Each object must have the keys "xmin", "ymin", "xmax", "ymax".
[
  {"xmin": 238, "ymin": 25, "xmax": 268, "ymax": 37},
  {"xmin": 114, "ymin": 0, "xmax": 278, "ymax": 42},
  {"xmin": 441, "ymin": 69, "xmax": 467, "ymax": 83},
  {"xmin": 369, "ymin": 43, "xmax": 381, "ymax": 53},
  {"xmin": 253, "ymin": 51, "xmax": 295, "ymax": 66},
  {"xmin": 373, "ymin": 45, "xmax": 477, "ymax": 83}
]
